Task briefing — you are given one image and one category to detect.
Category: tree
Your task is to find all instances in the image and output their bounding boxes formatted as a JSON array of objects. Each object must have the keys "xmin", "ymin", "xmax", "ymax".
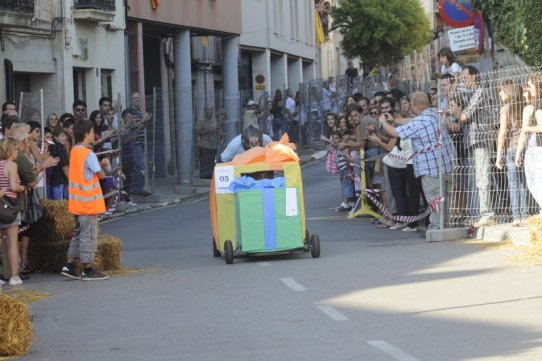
[
  {"xmin": 472, "ymin": 0, "xmax": 542, "ymax": 67},
  {"xmin": 331, "ymin": 0, "xmax": 433, "ymax": 66}
]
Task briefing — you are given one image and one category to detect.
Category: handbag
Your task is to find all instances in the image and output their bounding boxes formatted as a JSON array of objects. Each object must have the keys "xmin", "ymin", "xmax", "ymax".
[
  {"xmin": 21, "ymin": 188, "xmax": 44, "ymax": 224},
  {"xmin": 0, "ymin": 196, "xmax": 19, "ymax": 224},
  {"xmin": 382, "ymin": 145, "xmax": 408, "ymax": 169}
]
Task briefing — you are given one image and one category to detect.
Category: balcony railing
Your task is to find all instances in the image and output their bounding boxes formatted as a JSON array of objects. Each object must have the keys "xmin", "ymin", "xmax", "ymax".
[
  {"xmin": 74, "ymin": 0, "xmax": 115, "ymax": 12},
  {"xmin": 0, "ymin": 0, "xmax": 34, "ymax": 13}
]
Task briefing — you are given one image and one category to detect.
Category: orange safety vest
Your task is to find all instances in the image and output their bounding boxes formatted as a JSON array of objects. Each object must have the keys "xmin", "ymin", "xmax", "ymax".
[{"xmin": 68, "ymin": 146, "xmax": 106, "ymax": 215}]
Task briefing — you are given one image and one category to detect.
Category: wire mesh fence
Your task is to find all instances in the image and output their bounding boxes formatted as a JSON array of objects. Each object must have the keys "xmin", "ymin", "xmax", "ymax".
[{"xmin": 440, "ymin": 66, "xmax": 542, "ymax": 228}]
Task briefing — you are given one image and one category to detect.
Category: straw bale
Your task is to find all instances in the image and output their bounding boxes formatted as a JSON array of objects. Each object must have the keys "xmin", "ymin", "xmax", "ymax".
[
  {"xmin": 29, "ymin": 235, "xmax": 122, "ymax": 273},
  {"xmin": 94, "ymin": 235, "xmax": 122, "ymax": 271},
  {"xmin": 3, "ymin": 290, "xmax": 51, "ymax": 304},
  {"xmin": 0, "ymin": 294, "xmax": 33, "ymax": 356},
  {"xmin": 32, "ymin": 200, "xmax": 75, "ymax": 243},
  {"xmin": 527, "ymin": 215, "xmax": 542, "ymax": 244}
]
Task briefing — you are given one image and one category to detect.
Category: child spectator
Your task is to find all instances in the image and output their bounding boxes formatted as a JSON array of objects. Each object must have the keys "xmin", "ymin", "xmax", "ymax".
[
  {"xmin": 47, "ymin": 127, "xmax": 70, "ymax": 200},
  {"xmin": 325, "ymin": 130, "xmax": 341, "ymax": 176},
  {"xmin": 61, "ymin": 119, "xmax": 108, "ymax": 281}
]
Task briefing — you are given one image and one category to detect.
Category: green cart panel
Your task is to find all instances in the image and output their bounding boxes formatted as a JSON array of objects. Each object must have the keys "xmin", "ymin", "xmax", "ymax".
[{"xmin": 236, "ymin": 187, "xmax": 303, "ymax": 253}]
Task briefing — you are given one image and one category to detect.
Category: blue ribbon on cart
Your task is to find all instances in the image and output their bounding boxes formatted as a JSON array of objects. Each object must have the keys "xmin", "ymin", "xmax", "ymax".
[{"xmin": 262, "ymin": 188, "xmax": 277, "ymax": 249}]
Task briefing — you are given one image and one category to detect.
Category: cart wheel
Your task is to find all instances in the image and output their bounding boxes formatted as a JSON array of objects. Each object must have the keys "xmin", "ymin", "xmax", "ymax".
[
  {"xmin": 310, "ymin": 234, "xmax": 320, "ymax": 258},
  {"xmin": 303, "ymin": 229, "xmax": 310, "ymax": 252},
  {"xmin": 224, "ymin": 240, "xmax": 234, "ymax": 264},
  {"xmin": 212, "ymin": 237, "xmax": 221, "ymax": 258}
]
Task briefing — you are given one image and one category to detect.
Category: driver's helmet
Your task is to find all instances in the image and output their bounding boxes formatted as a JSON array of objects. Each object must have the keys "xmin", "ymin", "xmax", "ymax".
[{"xmin": 241, "ymin": 125, "xmax": 263, "ymax": 150}]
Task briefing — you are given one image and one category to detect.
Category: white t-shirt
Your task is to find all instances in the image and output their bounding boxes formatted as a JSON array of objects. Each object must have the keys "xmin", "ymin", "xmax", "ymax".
[
  {"xmin": 441, "ymin": 62, "xmax": 462, "ymax": 77},
  {"xmin": 285, "ymin": 96, "xmax": 297, "ymax": 121}
]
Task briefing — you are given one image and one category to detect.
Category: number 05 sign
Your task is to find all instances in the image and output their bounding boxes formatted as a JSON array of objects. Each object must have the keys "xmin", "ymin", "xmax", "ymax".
[{"xmin": 214, "ymin": 166, "xmax": 234, "ymax": 194}]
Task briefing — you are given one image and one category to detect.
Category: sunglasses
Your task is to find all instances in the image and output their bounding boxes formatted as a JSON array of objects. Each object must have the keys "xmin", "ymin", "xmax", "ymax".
[{"xmin": 370, "ymin": 111, "xmax": 380, "ymax": 115}]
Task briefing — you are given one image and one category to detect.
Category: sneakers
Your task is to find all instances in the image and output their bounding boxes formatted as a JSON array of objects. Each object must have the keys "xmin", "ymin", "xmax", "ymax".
[
  {"xmin": 402, "ymin": 226, "xmax": 418, "ymax": 232},
  {"xmin": 60, "ymin": 264, "xmax": 81, "ymax": 280},
  {"xmin": 389, "ymin": 223, "xmax": 407, "ymax": 230},
  {"xmin": 81, "ymin": 268, "xmax": 109, "ymax": 281},
  {"xmin": 0, "ymin": 278, "xmax": 5, "ymax": 286},
  {"xmin": 19, "ymin": 263, "xmax": 35, "ymax": 276},
  {"xmin": 8, "ymin": 275, "xmax": 23, "ymax": 286},
  {"xmin": 335, "ymin": 202, "xmax": 352, "ymax": 212}
]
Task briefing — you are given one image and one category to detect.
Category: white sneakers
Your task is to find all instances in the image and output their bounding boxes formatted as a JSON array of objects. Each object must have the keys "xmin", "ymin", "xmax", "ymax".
[
  {"xmin": 389, "ymin": 223, "xmax": 407, "ymax": 230},
  {"xmin": 8, "ymin": 275, "xmax": 23, "ymax": 286},
  {"xmin": 402, "ymin": 226, "xmax": 418, "ymax": 232}
]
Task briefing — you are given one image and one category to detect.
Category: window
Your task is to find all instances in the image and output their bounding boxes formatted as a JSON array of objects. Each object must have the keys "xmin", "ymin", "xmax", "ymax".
[
  {"xmin": 73, "ymin": 67, "xmax": 87, "ymax": 102},
  {"xmin": 101, "ymin": 69, "xmax": 113, "ymax": 99}
]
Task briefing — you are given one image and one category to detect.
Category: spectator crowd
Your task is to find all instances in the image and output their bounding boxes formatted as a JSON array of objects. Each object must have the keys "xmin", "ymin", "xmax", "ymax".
[
  {"xmin": 0, "ymin": 91, "xmax": 153, "ymax": 285},
  {"xmin": 2, "ymin": 47, "xmax": 542, "ymax": 286}
]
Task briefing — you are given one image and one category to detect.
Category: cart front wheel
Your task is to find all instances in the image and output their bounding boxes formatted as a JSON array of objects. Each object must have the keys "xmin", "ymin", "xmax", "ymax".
[
  {"xmin": 224, "ymin": 240, "xmax": 234, "ymax": 264},
  {"xmin": 212, "ymin": 237, "xmax": 221, "ymax": 258},
  {"xmin": 310, "ymin": 234, "xmax": 320, "ymax": 258}
]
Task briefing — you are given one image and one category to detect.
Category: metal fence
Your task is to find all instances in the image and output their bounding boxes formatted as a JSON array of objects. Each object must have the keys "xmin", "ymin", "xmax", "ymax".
[{"xmin": 440, "ymin": 66, "xmax": 542, "ymax": 228}]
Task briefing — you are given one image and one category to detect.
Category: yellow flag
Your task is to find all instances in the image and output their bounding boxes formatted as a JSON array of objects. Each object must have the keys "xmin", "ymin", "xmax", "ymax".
[{"xmin": 315, "ymin": 10, "xmax": 325, "ymax": 45}]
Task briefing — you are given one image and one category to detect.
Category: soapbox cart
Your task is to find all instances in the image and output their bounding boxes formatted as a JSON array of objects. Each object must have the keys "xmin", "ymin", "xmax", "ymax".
[{"xmin": 210, "ymin": 154, "xmax": 320, "ymax": 264}]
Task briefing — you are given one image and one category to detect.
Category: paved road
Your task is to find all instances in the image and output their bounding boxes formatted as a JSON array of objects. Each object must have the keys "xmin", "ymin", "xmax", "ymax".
[{"xmin": 18, "ymin": 161, "xmax": 542, "ymax": 360}]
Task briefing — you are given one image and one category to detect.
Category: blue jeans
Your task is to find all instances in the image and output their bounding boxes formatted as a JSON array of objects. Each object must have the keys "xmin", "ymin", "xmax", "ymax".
[
  {"xmin": 131, "ymin": 143, "xmax": 145, "ymax": 194},
  {"xmin": 505, "ymin": 149, "xmax": 528, "ymax": 220},
  {"xmin": 48, "ymin": 184, "xmax": 66, "ymax": 200},
  {"xmin": 474, "ymin": 147, "xmax": 493, "ymax": 217},
  {"xmin": 341, "ymin": 168, "xmax": 355, "ymax": 200},
  {"xmin": 364, "ymin": 147, "xmax": 379, "ymax": 184}
]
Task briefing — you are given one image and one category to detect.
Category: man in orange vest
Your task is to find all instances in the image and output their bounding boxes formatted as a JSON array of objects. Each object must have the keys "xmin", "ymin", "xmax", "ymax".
[{"xmin": 61, "ymin": 119, "xmax": 109, "ymax": 280}]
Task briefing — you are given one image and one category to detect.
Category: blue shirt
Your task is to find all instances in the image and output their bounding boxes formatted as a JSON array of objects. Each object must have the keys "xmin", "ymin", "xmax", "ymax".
[
  {"xmin": 74, "ymin": 145, "xmax": 101, "ymax": 181},
  {"xmin": 396, "ymin": 108, "xmax": 455, "ymax": 178}
]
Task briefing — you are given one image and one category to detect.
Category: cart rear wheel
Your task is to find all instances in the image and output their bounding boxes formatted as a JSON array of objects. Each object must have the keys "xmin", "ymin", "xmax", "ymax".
[
  {"xmin": 224, "ymin": 240, "xmax": 234, "ymax": 264},
  {"xmin": 310, "ymin": 234, "xmax": 320, "ymax": 258},
  {"xmin": 212, "ymin": 237, "xmax": 221, "ymax": 257}
]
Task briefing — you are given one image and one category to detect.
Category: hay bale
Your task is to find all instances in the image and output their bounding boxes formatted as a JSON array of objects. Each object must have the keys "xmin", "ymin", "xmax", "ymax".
[
  {"xmin": 94, "ymin": 235, "xmax": 122, "ymax": 271},
  {"xmin": 32, "ymin": 200, "xmax": 75, "ymax": 243},
  {"xmin": 527, "ymin": 215, "xmax": 542, "ymax": 244},
  {"xmin": 29, "ymin": 235, "xmax": 122, "ymax": 273},
  {"xmin": 0, "ymin": 294, "xmax": 33, "ymax": 356}
]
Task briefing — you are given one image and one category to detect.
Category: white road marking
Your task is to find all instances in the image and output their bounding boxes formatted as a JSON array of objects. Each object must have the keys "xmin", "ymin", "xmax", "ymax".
[
  {"xmin": 317, "ymin": 305, "xmax": 349, "ymax": 321},
  {"xmin": 258, "ymin": 262, "xmax": 272, "ymax": 267},
  {"xmin": 280, "ymin": 277, "xmax": 307, "ymax": 292},
  {"xmin": 367, "ymin": 340, "xmax": 420, "ymax": 361}
]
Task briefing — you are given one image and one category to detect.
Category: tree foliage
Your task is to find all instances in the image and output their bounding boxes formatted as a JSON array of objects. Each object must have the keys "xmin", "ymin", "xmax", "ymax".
[
  {"xmin": 472, "ymin": 0, "xmax": 542, "ymax": 67},
  {"xmin": 331, "ymin": 0, "xmax": 433, "ymax": 66}
]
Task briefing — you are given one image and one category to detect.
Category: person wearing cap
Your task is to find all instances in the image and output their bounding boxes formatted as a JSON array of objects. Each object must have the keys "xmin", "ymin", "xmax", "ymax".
[
  {"xmin": 219, "ymin": 126, "xmax": 273, "ymax": 162},
  {"xmin": 242, "ymin": 100, "xmax": 260, "ymax": 130}
]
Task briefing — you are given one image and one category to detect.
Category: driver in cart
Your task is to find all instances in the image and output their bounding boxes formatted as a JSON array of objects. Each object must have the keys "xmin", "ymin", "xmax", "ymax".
[{"xmin": 219, "ymin": 126, "xmax": 272, "ymax": 162}]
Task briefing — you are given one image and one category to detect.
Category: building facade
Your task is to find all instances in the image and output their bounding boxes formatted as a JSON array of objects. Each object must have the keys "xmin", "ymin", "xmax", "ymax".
[
  {"xmin": 0, "ymin": 0, "xmax": 125, "ymax": 117},
  {"xmin": 240, "ymin": 0, "xmax": 318, "ymax": 101}
]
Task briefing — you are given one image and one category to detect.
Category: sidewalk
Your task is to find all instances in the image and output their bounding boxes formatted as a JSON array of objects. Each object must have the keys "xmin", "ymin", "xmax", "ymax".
[{"xmin": 112, "ymin": 150, "xmax": 328, "ymax": 219}]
